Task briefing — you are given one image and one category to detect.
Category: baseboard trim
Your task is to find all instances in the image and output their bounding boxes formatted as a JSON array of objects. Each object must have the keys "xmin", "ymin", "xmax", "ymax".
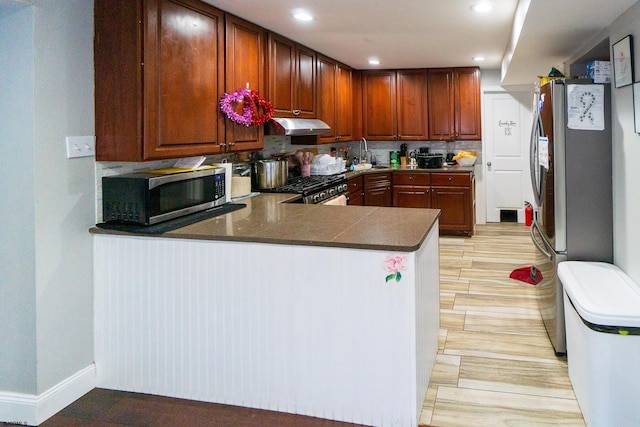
[{"xmin": 0, "ymin": 364, "xmax": 95, "ymax": 425}]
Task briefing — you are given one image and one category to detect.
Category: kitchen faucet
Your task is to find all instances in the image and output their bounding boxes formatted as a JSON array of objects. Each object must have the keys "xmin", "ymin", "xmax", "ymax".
[{"xmin": 359, "ymin": 137, "xmax": 368, "ymax": 163}]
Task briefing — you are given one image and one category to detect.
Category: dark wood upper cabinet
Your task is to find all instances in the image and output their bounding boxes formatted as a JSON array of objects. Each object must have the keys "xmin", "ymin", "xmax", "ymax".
[
  {"xmin": 362, "ymin": 71, "xmax": 397, "ymax": 140},
  {"xmin": 224, "ymin": 14, "xmax": 265, "ymax": 152},
  {"xmin": 95, "ymin": 0, "xmax": 225, "ymax": 161},
  {"xmin": 362, "ymin": 70, "xmax": 428, "ymax": 141},
  {"xmin": 316, "ymin": 55, "xmax": 354, "ymax": 144},
  {"xmin": 428, "ymin": 67, "xmax": 481, "ymax": 141},
  {"xmin": 454, "ymin": 67, "xmax": 482, "ymax": 140},
  {"xmin": 266, "ymin": 33, "xmax": 316, "ymax": 118},
  {"xmin": 397, "ymin": 70, "xmax": 429, "ymax": 140}
]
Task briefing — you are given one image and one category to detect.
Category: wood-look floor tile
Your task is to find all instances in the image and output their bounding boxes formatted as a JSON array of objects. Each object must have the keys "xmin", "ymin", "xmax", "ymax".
[
  {"xmin": 459, "ymin": 267, "xmax": 525, "ymax": 283},
  {"xmin": 463, "ymin": 311, "xmax": 546, "ymax": 336},
  {"xmin": 440, "ymin": 292, "xmax": 456, "ymax": 310},
  {"xmin": 443, "ymin": 330, "xmax": 560, "ymax": 364},
  {"xmin": 418, "ymin": 385, "xmax": 438, "ymax": 426},
  {"xmin": 440, "ymin": 309, "xmax": 465, "ymax": 331},
  {"xmin": 421, "ymin": 224, "xmax": 584, "ymax": 426},
  {"xmin": 438, "ymin": 329, "xmax": 447, "ymax": 351},
  {"xmin": 432, "ymin": 386, "xmax": 585, "ymax": 427},
  {"xmin": 429, "ymin": 354, "xmax": 461, "ymax": 386},
  {"xmin": 453, "ymin": 293, "xmax": 539, "ymax": 316},
  {"xmin": 440, "ymin": 257, "xmax": 473, "ymax": 269},
  {"xmin": 468, "ymin": 281, "xmax": 537, "ymax": 298},
  {"xmin": 460, "ymin": 249, "xmax": 535, "ymax": 262},
  {"xmin": 439, "ymin": 267, "xmax": 461, "ymax": 279},
  {"xmin": 458, "ymin": 356, "xmax": 575, "ymax": 399},
  {"xmin": 439, "ymin": 278, "xmax": 469, "ymax": 293}
]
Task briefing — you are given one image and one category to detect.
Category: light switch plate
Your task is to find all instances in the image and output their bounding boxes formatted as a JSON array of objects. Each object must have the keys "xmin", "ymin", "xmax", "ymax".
[{"xmin": 66, "ymin": 136, "xmax": 95, "ymax": 158}]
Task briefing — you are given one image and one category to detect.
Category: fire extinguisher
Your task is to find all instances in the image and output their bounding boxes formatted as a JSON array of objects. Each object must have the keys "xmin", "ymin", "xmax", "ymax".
[{"xmin": 524, "ymin": 201, "xmax": 533, "ymax": 226}]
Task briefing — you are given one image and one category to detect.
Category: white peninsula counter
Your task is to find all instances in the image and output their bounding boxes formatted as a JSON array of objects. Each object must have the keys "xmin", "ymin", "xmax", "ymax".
[{"xmin": 91, "ymin": 194, "xmax": 440, "ymax": 427}]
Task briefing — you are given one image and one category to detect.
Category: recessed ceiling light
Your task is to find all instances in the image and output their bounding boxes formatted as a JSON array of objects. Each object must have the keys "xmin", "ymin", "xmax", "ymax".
[
  {"xmin": 470, "ymin": 2, "xmax": 493, "ymax": 13},
  {"xmin": 368, "ymin": 58, "xmax": 380, "ymax": 65},
  {"xmin": 292, "ymin": 10, "xmax": 313, "ymax": 21},
  {"xmin": 473, "ymin": 56, "xmax": 486, "ymax": 61}
]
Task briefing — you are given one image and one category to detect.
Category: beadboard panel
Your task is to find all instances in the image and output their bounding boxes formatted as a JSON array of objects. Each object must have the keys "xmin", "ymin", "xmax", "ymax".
[{"xmin": 94, "ymin": 232, "xmax": 439, "ymax": 427}]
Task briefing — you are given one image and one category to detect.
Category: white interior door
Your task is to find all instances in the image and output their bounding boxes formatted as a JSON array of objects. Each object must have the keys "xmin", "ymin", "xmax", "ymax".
[{"xmin": 484, "ymin": 91, "xmax": 535, "ymax": 222}]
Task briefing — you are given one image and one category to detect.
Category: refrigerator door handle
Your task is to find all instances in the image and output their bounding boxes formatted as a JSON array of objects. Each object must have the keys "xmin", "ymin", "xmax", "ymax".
[
  {"xmin": 529, "ymin": 106, "xmax": 545, "ymax": 207},
  {"xmin": 530, "ymin": 221, "xmax": 553, "ymax": 260}
]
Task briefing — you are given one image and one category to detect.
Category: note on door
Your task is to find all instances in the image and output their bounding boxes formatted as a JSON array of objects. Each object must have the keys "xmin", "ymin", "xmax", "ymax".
[
  {"xmin": 538, "ymin": 136, "xmax": 549, "ymax": 169},
  {"xmin": 567, "ymin": 84, "xmax": 605, "ymax": 131}
]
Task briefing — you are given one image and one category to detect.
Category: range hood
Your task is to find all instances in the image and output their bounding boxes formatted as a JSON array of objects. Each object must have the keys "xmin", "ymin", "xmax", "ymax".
[{"xmin": 266, "ymin": 117, "xmax": 331, "ymax": 136}]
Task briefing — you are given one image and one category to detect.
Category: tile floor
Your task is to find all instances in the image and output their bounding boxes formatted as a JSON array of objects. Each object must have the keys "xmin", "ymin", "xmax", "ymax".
[{"xmin": 419, "ymin": 223, "xmax": 585, "ymax": 426}]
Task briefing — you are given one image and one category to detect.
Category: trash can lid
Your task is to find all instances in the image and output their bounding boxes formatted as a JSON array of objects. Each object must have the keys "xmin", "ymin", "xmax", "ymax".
[{"xmin": 558, "ymin": 261, "xmax": 640, "ymax": 328}]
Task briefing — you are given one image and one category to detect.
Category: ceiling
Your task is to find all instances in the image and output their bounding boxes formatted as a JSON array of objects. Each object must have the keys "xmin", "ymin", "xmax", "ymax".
[{"xmin": 204, "ymin": 0, "xmax": 638, "ymax": 86}]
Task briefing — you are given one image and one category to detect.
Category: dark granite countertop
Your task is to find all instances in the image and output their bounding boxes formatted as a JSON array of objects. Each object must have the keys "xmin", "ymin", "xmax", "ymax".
[{"xmin": 91, "ymin": 193, "xmax": 440, "ymax": 252}]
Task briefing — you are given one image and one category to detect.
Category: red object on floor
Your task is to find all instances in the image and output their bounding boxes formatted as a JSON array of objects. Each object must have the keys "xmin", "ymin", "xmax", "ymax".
[{"xmin": 510, "ymin": 266, "xmax": 543, "ymax": 285}]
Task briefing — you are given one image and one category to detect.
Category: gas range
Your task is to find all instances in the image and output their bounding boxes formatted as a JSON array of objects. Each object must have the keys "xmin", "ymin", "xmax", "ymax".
[{"xmin": 260, "ymin": 173, "xmax": 348, "ymax": 204}]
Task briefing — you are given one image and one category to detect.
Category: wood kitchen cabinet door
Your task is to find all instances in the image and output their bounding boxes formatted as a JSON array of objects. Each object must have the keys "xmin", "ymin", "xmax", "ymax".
[
  {"xmin": 362, "ymin": 71, "xmax": 397, "ymax": 140},
  {"xmin": 430, "ymin": 172, "xmax": 475, "ymax": 236},
  {"xmin": 95, "ymin": 0, "xmax": 225, "ymax": 161},
  {"xmin": 427, "ymin": 68, "xmax": 456, "ymax": 141},
  {"xmin": 396, "ymin": 70, "xmax": 429, "ymax": 140},
  {"xmin": 364, "ymin": 173, "xmax": 392, "ymax": 207},
  {"xmin": 336, "ymin": 63, "xmax": 354, "ymax": 141},
  {"xmin": 347, "ymin": 176, "xmax": 364, "ymax": 206},
  {"xmin": 267, "ymin": 33, "xmax": 316, "ymax": 118},
  {"xmin": 317, "ymin": 55, "xmax": 354, "ymax": 144},
  {"xmin": 427, "ymin": 67, "xmax": 481, "ymax": 141},
  {"xmin": 362, "ymin": 70, "xmax": 428, "ymax": 141},
  {"xmin": 454, "ymin": 67, "xmax": 482, "ymax": 140},
  {"xmin": 393, "ymin": 172, "xmax": 431, "ymax": 208},
  {"xmin": 225, "ymin": 14, "xmax": 265, "ymax": 152}
]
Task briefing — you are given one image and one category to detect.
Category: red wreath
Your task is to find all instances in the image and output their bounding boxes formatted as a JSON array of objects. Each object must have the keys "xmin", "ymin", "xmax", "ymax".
[{"xmin": 248, "ymin": 90, "xmax": 274, "ymax": 126}]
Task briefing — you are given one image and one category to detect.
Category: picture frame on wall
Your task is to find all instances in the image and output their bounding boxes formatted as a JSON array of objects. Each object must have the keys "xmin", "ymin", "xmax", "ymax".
[
  {"xmin": 613, "ymin": 35, "xmax": 634, "ymax": 88},
  {"xmin": 633, "ymin": 82, "xmax": 640, "ymax": 133}
]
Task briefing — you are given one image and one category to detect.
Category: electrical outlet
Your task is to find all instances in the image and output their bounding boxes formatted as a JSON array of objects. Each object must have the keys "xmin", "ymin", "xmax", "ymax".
[{"xmin": 66, "ymin": 136, "xmax": 95, "ymax": 159}]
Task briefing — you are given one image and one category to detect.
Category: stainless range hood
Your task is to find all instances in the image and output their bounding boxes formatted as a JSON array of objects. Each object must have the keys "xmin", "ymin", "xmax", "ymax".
[{"xmin": 266, "ymin": 117, "xmax": 331, "ymax": 136}]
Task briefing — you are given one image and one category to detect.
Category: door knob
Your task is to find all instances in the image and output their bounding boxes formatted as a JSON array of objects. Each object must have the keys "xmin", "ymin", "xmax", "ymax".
[{"xmin": 487, "ymin": 161, "xmax": 492, "ymax": 167}]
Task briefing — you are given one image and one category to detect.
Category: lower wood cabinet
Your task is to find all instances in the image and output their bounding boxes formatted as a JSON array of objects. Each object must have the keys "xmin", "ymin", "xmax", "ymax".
[
  {"xmin": 364, "ymin": 173, "xmax": 392, "ymax": 207},
  {"xmin": 393, "ymin": 172, "xmax": 431, "ymax": 208},
  {"xmin": 393, "ymin": 171, "xmax": 475, "ymax": 236},
  {"xmin": 347, "ymin": 176, "xmax": 364, "ymax": 206}
]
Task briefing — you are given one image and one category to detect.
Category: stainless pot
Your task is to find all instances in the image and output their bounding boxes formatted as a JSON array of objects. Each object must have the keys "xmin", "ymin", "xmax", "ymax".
[{"xmin": 252, "ymin": 159, "xmax": 288, "ymax": 189}]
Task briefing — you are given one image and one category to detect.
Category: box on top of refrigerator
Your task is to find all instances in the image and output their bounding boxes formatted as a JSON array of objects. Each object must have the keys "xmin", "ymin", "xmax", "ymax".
[{"xmin": 586, "ymin": 61, "xmax": 611, "ymax": 83}]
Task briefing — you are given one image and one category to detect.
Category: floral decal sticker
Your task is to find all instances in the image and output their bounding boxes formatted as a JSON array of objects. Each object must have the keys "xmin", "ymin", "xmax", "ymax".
[{"xmin": 384, "ymin": 254, "xmax": 407, "ymax": 283}]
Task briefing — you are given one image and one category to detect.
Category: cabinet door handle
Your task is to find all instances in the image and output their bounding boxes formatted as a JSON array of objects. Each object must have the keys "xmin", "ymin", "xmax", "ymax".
[
  {"xmin": 228, "ymin": 142, "xmax": 235, "ymax": 146},
  {"xmin": 292, "ymin": 109, "xmax": 301, "ymax": 116},
  {"xmin": 448, "ymin": 177, "xmax": 452, "ymax": 181},
  {"xmin": 219, "ymin": 143, "xmax": 226, "ymax": 148}
]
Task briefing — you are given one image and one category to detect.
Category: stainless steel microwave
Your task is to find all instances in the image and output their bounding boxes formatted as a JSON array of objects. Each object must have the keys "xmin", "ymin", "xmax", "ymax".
[{"xmin": 102, "ymin": 167, "xmax": 226, "ymax": 225}]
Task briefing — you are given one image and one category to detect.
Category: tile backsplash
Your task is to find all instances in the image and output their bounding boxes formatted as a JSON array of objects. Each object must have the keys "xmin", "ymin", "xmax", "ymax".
[{"xmin": 94, "ymin": 136, "xmax": 481, "ymax": 222}]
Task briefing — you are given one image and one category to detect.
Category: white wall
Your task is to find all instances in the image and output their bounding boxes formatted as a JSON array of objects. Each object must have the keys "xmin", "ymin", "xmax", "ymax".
[
  {"xmin": 0, "ymin": 1, "xmax": 37, "ymax": 395},
  {"xmin": 564, "ymin": 2, "xmax": 640, "ymax": 282},
  {"xmin": 0, "ymin": 0, "xmax": 95, "ymax": 398},
  {"xmin": 607, "ymin": 2, "xmax": 640, "ymax": 283}
]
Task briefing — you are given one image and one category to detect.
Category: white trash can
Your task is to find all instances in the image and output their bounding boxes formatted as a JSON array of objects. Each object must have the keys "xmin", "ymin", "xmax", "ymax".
[{"xmin": 558, "ymin": 261, "xmax": 640, "ymax": 427}]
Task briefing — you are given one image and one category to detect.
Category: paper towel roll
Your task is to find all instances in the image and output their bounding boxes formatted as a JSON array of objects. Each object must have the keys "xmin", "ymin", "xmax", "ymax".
[{"xmin": 213, "ymin": 162, "xmax": 232, "ymax": 203}]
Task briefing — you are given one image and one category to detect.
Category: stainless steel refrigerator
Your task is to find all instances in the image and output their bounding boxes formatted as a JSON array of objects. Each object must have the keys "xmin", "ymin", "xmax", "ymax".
[{"xmin": 529, "ymin": 79, "xmax": 613, "ymax": 355}]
